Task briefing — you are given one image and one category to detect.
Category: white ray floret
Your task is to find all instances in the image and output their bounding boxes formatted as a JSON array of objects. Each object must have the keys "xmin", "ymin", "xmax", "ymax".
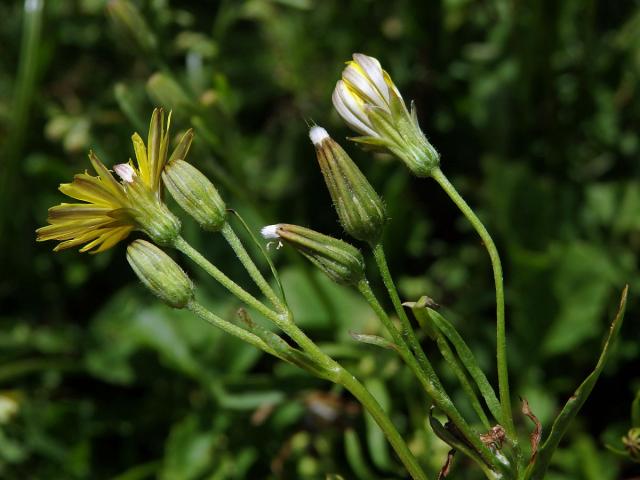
[
  {"xmin": 260, "ymin": 224, "xmax": 282, "ymax": 240},
  {"xmin": 309, "ymin": 126, "xmax": 330, "ymax": 146},
  {"xmin": 332, "ymin": 81, "xmax": 378, "ymax": 137},
  {"xmin": 352, "ymin": 53, "xmax": 389, "ymax": 103},
  {"xmin": 114, "ymin": 163, "xmax": 136, "ymax": 183}
]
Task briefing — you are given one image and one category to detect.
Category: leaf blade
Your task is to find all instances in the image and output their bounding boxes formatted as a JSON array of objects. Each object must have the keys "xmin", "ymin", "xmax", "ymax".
[{"xmin": 527, "ymin": 285, "xmax": 628, "ymax": 480}]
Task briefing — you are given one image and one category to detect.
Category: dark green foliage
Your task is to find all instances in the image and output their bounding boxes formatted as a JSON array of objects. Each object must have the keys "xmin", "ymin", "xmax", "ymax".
[{"xmin": 1, "ymin": 0, "xmax": 639, "ymax": 478}]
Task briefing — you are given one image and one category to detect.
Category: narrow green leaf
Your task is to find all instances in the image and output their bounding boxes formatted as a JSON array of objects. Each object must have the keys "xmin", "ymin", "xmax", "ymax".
[
  {"xmin": 235, "ymin": 308, "xmax": 290, "ymax": 356},
  {"xmin": 526, "ymin": 285, "xmax": 628, "ymax": 480},
  {"xmin": 437, "ymin": 335, "xmax": 491, "ymax": 429},
  {"xmin": 349, "ymin": 331, "xmax": 398, "ymax": 352},
  {"xmin": 407, "ymin": 298, "xmax": 491, "ymax": 428},
  {"xmin": 406, "ymin": 300, "xmax": 502, "ymax": 424},
  {"xmin": 430, "ymin": 309, "xmax": 502, "ymax": 422},
  {"xmin": 428, "ymin": 411, "xmax": 498, "ymax": 480},
  {"xmin": 234, "ymin": 308, "xmax": 334, "ymax": 379}
]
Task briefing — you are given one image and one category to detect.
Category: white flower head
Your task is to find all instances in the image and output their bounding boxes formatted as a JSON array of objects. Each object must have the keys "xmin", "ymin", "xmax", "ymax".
[
  {"xmin": 331, "ymin": 53, "xmax": 440, "ymax": 177},
  {"xmin": 332, "ymin": 53, "xmax": 403, "ymax": 137}
]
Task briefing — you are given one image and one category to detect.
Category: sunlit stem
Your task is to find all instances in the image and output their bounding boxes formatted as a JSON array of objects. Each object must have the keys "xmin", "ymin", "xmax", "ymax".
[{"xmin": 430, "ymin": 167, "xmax": 516, "ymax": 439}]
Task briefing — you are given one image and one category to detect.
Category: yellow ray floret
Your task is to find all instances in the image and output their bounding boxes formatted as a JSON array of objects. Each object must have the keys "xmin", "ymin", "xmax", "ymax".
[
  {"xmin": 36, "ymin": 151, "xmax": 135, "ymax": 253},
  {"xmin": 36, "ymin": 108, "xmax": 193, "ymax": 254}
]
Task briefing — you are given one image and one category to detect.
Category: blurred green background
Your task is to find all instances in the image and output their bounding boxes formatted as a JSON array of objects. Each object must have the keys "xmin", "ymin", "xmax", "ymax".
[{"xmin": 1, "ymin": 0, "xmax": 639, "ymax": 478}]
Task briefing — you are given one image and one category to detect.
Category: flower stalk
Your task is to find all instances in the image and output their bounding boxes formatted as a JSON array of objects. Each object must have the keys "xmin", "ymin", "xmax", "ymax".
[
  {"xmin": 332, "ymin": 52, "xmax": 517, "ymax": 446},
  {"xmin": 173, "ymin": 234, "xmax": 427, "ymax": 479},
  {"xmin": 357, "ymin": 278, "xmax": 501, "ymax": 471},
  {"xmin": 221, "ymin": 222, "xmax": 286, "ymax": 312},
  {"xmin": 430, "ymin": 167, "xmax": 515, "ymax": 439}
]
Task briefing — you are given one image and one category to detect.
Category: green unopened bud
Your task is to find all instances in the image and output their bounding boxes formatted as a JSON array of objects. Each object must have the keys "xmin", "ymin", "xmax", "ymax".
[
  {"xmin": 162, "ymin": 160, "xmax": 227, "ymax": 231},
  {"xmin": 107, "ymin": 0, "xmax": 157, "ymax": 55},
  {"xmin": 332, "ymin": 53, "xmax": 440, "ymax": 177},
  {"xmin": 126, "ymin": 239, "xmax": 194, "ymax": 308},
  {"xmin": 309, "ymin": 126, "xmax": 386, "ymax": 244},
  {"xmin": 261, "ymin": 224, "xmax": 364, "ymax": 285}
]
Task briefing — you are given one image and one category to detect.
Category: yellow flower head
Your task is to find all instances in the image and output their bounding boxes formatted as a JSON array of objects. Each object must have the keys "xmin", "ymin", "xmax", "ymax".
[
  {"xmin": 332, "ymin": 53, "xmax": 440, "ymax": 177},
  {"xmin": 36, "ymin": 108, "xmax": 193, "ymax": 253}
]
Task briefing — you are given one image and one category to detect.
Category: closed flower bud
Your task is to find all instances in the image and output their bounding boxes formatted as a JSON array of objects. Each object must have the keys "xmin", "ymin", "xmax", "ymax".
[
  {"xmin": 126, "ymin": 239, "xmax": 194, "ymax": 308},
  {"xmin": 332, "ymin": 53, "xmax": 440, "ymax": 177},
  {"xmin": 310, "ymin": 126, "xmax": 386, "ymax": 244},
  {"xmin": 162, "ymin": 159, "xmax": 227, "ymax": 232},
  {"xmin": 261, "ymin": 224, "xmax": 365, "ymax": 286}
]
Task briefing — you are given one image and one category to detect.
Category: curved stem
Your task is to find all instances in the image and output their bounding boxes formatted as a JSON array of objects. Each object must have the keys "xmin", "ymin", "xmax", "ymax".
[
  {"xmin": 175, "ymin": 238, "xmax": 426, "ymax": 478},
  {"xmin": 358, "ymin": 279, "xmax": 499, "ymax": 470},
  {"xmin": 187, "ymin": 300, "xmax": 279, "ymax": 358},
  {"xmin": 174, "ymin": 236, "xmax": 333, "ymax": 366},
  {"xmin": 174, "ymin": 235, "xmax": 278, "ymax": 322},
  {"xmin": 370, "ymin": 243, "xmax": 445, "ymax": 393},
  {"xmin": 220, "ymin": 222, "xmax": 286, "ymax": 312},
  {"xmin": 337, "ymin": 368, "xmax": 428, "ymax": 480},
  {"xmin": 431, "ymin": 167, "xmax": 515, "ymax": 438}
]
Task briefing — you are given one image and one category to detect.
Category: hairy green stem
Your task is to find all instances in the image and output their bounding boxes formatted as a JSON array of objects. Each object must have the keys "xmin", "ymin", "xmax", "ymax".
[
  {"xmin": 176, "ymin": 236, "xmax": 426, "ymax": 479},
  {"xmin": 370, "ymin": 243, "xmax": 444, "ymax": 391},
  {"xmin": 337, "ymin": 368, "xmax": 428, "ymax": 480},
  {"xmin": 431, "ymin": 167, "xmax": 515, "ymax": 438},
  {"xmin": 174, "ymin": 236, "xmax": 278, "ymax": 321},
  {"xmin": 220, "ymin": 222, "xmax": 285, "ymax": 311},
  {"xmin": 186, "ymin": 300, "xmax": 279, "ymax": 357},
  {"xmin": 174, "ymin": 236, "xmax": 330, "ymax": 368},
  {"xmin": 358, "ymin": 279, "xmax": 500, "ymax": 470}
]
